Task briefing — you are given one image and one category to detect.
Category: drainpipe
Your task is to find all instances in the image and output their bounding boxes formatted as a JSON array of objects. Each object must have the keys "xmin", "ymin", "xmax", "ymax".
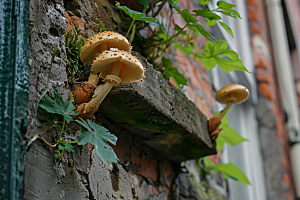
[{"xmin": 266, "ymin": 0, "xmax": 300, "ymax": 197}]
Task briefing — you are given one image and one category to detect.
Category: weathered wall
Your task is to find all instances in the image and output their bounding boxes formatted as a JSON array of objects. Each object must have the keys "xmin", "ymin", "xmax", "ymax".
[
  {"xmin": 247, "ymin": 0, "xmax": 295, "ymax": 199},
  {"xmin": 25, "ymin": 0, "xmax": 223, "ymax": 199}
]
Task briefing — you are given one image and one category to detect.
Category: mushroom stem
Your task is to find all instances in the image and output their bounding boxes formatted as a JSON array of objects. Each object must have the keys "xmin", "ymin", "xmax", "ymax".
[
  {"xmin": 217, "ymin": 101, "xmax": 234, "ymax": 120},
  {"xmin": 83, "ymin": 62, "xmax": 122, "ymax": 113},
  {"xmin": 87, "ymin": 73, "xmax": 99, "ymax": 85}
]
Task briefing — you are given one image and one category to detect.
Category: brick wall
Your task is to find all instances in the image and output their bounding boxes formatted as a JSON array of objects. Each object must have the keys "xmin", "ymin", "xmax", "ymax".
[{"xmin": 247, "ymin": 0, "xmax": 295, "ymax": 199}]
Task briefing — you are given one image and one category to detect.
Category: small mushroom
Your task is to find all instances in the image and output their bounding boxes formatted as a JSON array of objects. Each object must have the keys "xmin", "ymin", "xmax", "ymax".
[
  {"xmin": 74, "ymin": 50, "xmax": 145, "ymax": 119},
  {"xmin": 80, "ymin": 31, "xmax": 132, "ymax": 65},
  {"xmin": 73, "ymin": 32, "xmax": 132, "ymax": 103},
  {"xmin": 209, "ymin": 84, "xmax": 250, "ymax": 141}
]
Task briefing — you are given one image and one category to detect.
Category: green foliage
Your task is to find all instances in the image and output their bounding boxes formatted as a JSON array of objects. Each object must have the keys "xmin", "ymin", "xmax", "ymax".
[
  {"xmin": 38, "ymin": 91, "xmax": 118, "ymax": 163},
  {"xmin": 93, "ymin": 3, "xmax": 107, "ymax": 34},
  {"xmin": 116, "ymin": 3, "xmax": 158, "ymax": 38},
  {"xmin": 39, "ymin": 91, "xmax": 78, "ymax": 123},
  {"xmin": 65, "ymin": 23, "xmax": 85, "ymax": 82},
  {"xmin": 196, "ymin": 40, "xmax": 248, "ymax": 72},
  {"xmin": 162, "ymin": 57, "xmax": 188, "ymax": 89},
  {"xmin": 51, "ymin": 47, "xmax": 58, "ymax": 63},
  {"xmin": 203, "ymin": 157, "xmax": 250, "ymax": 184},
  {"xmin": 76, "ymin": 119, "xmax": 119, "ymax": 163},
  {"xmin": 215, "ymin": 108, "xmax": 249, "ymax": 151},
  {"xmin": 137, "ymin": 0, "xmax": 149, "ymax": 8}
]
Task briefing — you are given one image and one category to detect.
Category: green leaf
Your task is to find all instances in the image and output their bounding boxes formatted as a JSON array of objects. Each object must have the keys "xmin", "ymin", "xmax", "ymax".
[
  {"xmin": 182, "ymin": 9, "xmax": 198, "ymax": 23},
  {"xmin": 58, "ymin": 144, "xmax": 65, "ymax": 151},
  {"xmin": 54, "ymin": 154, "xmax": 59, "ymax": 159},
  {"xmin": 197, "ymin": 40, "xmax": 248, "ymax": 72},
  {"xmin": 173, "ymin": 43, "xmax": 196, "ymax": 55},
  {"xmin": 137, "ymin": 0, "xmax": 149, "ymax": 8},
  {"xmin": 188, "ymin": 23, "xmax": 215, "ymax": 42},
  {"xmin": 215, "ymin": 108, "xmax": 249, "ymax": 150},
  {"xmin": 76, "ymin": 119, "xmax": 118, "ymax": 163},
  {"xmin": 159, "ymin": 33, "xmax": 171, "ymax": 41},
  {"xmin": 169, "ymin": 0, "xmax": 181, "ymax": 14},
  {"xmin": 198, "ymin": 0, "xmax": 211, "ymax": 5},
  {"xmin": 162, "ymin": 57, "xmax": 188, "ymax": 89},
  {"xmin": 174, "ymin": 24, "xmax": 187, "ymax": 35},
  {"xmin": 51, "ymin": 47, "xmax": 58, "ymax": 62},
  {"xmin": 203, "ymin": 157, "xmax": 250, "ymax": 184},
  {"xmin": 29, "ymin": 58, "xmax": 32, "ymax": 66},
  {"xmin": 197, "ymin": 9, "xmax": 222, "ymax": 20},
  {"xmin": 39, "ymin": 91, "xmax": 78, "ymax": 123},
  {"xmin": 63, "ymin": 143, "xmax": 74, "ymax": 152},
  {"xmin": 219, "ymin": 21, "xmax": 234, "ymax": 38},
  {"xmin": 217, "ymin": 1, "xmax": 241, "ymax": 19},
  {"xmin": 116, "ymin": 4, "xmax": 157, "ymax": 23}
]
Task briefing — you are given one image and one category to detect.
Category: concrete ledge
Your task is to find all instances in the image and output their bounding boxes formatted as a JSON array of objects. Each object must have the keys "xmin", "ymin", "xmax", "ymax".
[{"xmin": 99, "ymin": 52, "xmax": 216, "ymax": 162}]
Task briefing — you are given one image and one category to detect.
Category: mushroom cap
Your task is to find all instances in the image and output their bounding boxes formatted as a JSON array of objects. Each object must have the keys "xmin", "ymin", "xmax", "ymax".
[
  {"xmin": 80, "ymin": 31, "xmax": 132, "ymax": 64},
  {"xmin": 92, "ymin": 50, "xmax": 145, "ymax": 83},
  {"xmin": 215, "ymin": 84, "xmax": 250, "ymax": 104}
]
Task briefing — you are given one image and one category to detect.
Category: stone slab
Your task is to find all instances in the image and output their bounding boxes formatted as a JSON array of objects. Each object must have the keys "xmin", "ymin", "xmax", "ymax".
[{"xmin": 99, "ymin": 52, "xmax": 216, "ymax": 163}]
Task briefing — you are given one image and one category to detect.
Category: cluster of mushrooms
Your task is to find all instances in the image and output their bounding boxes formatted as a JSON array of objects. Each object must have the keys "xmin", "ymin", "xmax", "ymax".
[
  {"xmin": 71, "ymin": 32, "xmax": 250, "ymax": 142},
  {"xmin": 209, "ymin": 84, "xmax": 250, "ymax": 141},
  {"xmin": 72, "ymin": 32, "xmax": 145, "ymax": 119}
]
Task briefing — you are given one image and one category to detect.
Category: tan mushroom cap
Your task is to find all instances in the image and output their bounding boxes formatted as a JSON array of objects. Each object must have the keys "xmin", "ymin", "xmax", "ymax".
[
  {"xmin": 80, "ymin": 31, "xmax": 132, "ymax": 64},
  {"xmin": 92, "ymin": 50, "xmax": 145, "ymax": 83},
  {"xmin": 215, "ymin": 84, "xmax": 250, "ymax": 104}
]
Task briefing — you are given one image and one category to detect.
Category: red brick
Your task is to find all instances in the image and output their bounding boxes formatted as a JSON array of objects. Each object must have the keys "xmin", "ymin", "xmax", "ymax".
[
  {"xmin": 250, "ymin": 22, "xmax": 261, "ymax": 33},
  {"xmin": 255, "ymin": 68, "xmax": 271, "ymax": 83},
  {"xmin": 187, "ymin": 85, "xmax": 196, "ymax": 102},
  {"xmin": 148, "ymin": 185, "xmax": 159, "ymax": 197},
  {"xmin": 253, "ymin": 50, "xmax": 269, "ymax": 68},
  {"xmin": 131, "ymin": 147, "xmax": 158, "ymax": 181},
  {"xmin": 189, "ymin": 65, "xmax": 201, "ymax": 91},
  {"xmin": 247, "ymin": 0, "xmax": 258, "ymax": 7},
  {"xmin": 248, "ymin": 9, "xmax": 260, "ymax": 22},
  {"xmin": 201, "ymin": 78, "xmax": 213, "ymax": 107},
  {"xmin": 197, "ymin": 95, "xmax": 209, "ymax": 117},
  {"xmin": 285, "ymin": 191, "xmax": 294, "ymax": 200},
  {"xmin": 163, "ymin": 160, "xmax": 171, "ymax": 187},
  {"xmin": 258, "ymin": 83, "xmax": 272, "ymax": 100}
]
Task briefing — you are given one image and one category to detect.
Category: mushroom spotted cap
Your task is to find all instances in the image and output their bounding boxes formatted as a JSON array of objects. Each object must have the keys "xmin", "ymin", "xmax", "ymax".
[
  {"xmin": 215, "ymin": 84, "xmax": 250, "ymax": 104},
  {"xmin": 80, "ymin": 31, "xmax": 132, "ymax": 64},
  {"xmin": 92, "ymin": 50, "xmax": 145, "ymax": 83}
]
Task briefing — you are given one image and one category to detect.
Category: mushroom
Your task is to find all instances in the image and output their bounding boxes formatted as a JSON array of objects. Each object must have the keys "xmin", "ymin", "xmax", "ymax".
[
  {"xmin": 209, "ymin": 84, "xmax": 250, "ymax": 140},
  {"xmin": 74, "ymin": 31, "xmax": 132, "ymax": 103},
  {"xmin": 74, "ymin": 50, "xmax": 145, "ymax": 119}
]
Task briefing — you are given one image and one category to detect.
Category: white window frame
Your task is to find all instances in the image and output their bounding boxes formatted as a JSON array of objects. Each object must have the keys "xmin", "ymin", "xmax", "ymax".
[{"xmin": 209, "ymin": 0, "xmax": 267, "ymax": 199}]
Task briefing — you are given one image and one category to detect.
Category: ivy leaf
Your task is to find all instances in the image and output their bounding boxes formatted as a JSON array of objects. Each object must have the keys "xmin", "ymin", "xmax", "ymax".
[
  {"xmin": 39, "ymin": 91, "xmax": 78, "ymax": 123},
  {"xmin": 116, "ymin": 4, "xmax": 157, "ymax": 23},
  {"xmin": 193, "ymin": 9, "xmax": 222, "ymax": 27},
  {"xmin": 198, "ymin": 0, "xmax": 211, "ymax": 5},
  {"xmin": 203, "ymin": 157, "xmax": 250, "ymax": 184},
  {"xmin": 137, "ymin": 0, "xmax": 149, "ymax": 8},
  {"xmin": 64, "ymin": 143, "xmax": 74, "ymax": 152},
  {"xmin": 196, "ymin": 40, "xmax": 248, "ymax": 72},
  {"xmin": 76, "ymin": 119, "xmax": 119, "ymax": 163},
  {"xmin": 219, "ymin": 21, "xmax": 234, "ymax": 38},
  {"xmin": 162, "ymin": 57, "xmax": 188, "ymax": 89},
  {"xmin": 174, "ymin": 24, "xmax": 187, "ymax": 35},
  {"xmin": 188, "ymin": 23, "xmax": 215, "ymax": 42},
  {"xmin": 173, "ymin": 43, "xmax": 195, "ymax": 55},
  {"xmin": 182, "ymin": 9, "xmax": 198, "ymax": 23},
  {"xmin": 217, "ymin": 1, "xmax": 241, "ymax": 19},
  {"xmin": 215, "ymin": 108, "xmax": 249, "ymax": 150}
]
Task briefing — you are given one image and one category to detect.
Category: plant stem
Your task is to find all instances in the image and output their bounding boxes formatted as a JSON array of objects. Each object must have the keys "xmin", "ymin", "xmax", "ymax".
[
  {"xmin": 62, "ymin": 140, "xmax": 78, "ymax": 144},
  {"xmin": 153, "ymin": 0, "xmax": 167, "ymax": 18},
  {"xmin": 57, "ymin": 118, "xmax": 66, "ymax": 143},
  {"xmin": 129, "ymin": 24, "xmax": 136, "ymax": 43},
  {"xmin": 126, "ymin": 20, "xmax": 135, "ymax": 38}
]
